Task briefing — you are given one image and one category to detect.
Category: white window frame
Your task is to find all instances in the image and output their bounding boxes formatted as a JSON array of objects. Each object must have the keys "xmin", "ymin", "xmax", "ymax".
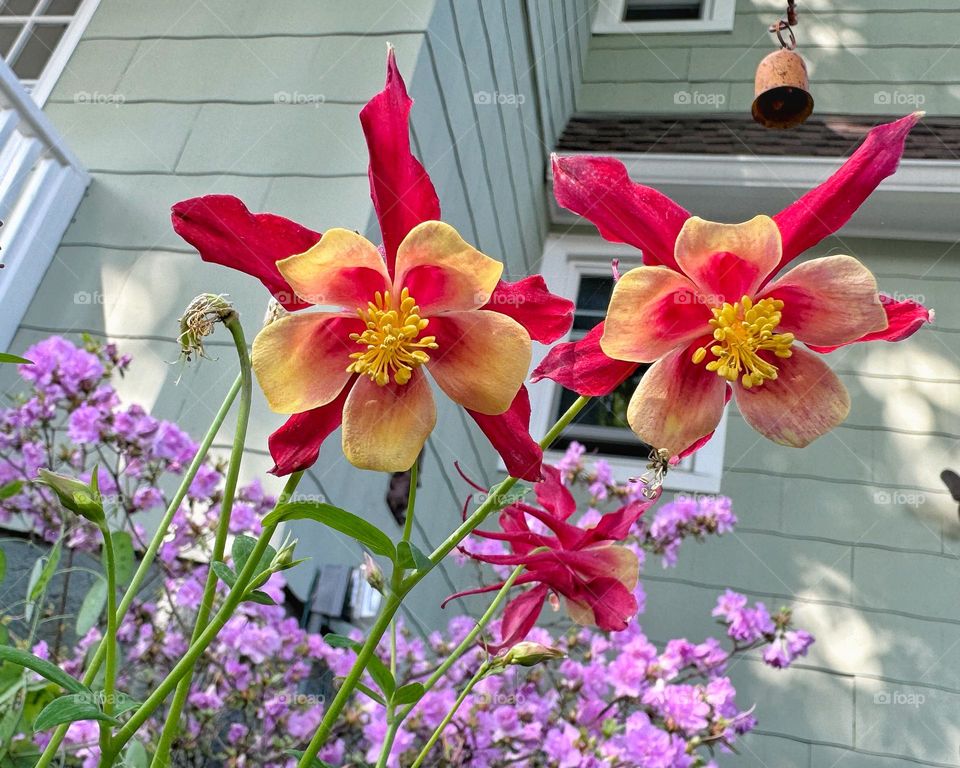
[
  {"xmin": 529, "ymin": 234, "xmax": 727, "ymax": 494},
  {"xmin": 593, "ymin": 0, "xmax": 735, "ymax": 35},
  {"xmin": 1, "ymin": 0, "xmax": 102, "ymax": 106}
]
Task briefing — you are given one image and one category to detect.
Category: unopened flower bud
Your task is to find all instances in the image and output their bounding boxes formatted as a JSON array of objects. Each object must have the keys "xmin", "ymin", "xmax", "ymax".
[
  {"xmin": 502, "ymin": 642, "xmax": 564, "ymax": 668},
  {"xmin": 37, "ymin": 468, "xmax": 105, "ymax": 526},
  {"xmin": 178, "ymin": 293, "xmax": 236, "ymax": 363},
  {"xmin": 361, "ymin": 552, "xmax": 385, "ymax": 593}
]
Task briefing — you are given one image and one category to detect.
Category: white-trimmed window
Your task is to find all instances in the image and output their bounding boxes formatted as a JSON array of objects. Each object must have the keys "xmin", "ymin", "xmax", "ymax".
[
  {"xmin": 0, "ymin": 0, "xmax": 101, "ymax": 105},
  {"xmin": 530, "ymin": 235, "xmax": 727, "ymax": 494},
  {"xmin": 593, "ymin": 0, "xmax": 735, "ymax": 35}
]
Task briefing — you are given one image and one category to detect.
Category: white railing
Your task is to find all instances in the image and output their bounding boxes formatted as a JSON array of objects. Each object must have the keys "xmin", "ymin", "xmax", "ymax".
[{"xmin": 0, "ymin": 56, "xmax": 90, "ymax": 353}]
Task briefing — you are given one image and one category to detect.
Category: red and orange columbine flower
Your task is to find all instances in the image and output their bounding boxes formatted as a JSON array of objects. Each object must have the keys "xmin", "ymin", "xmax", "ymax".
[
  {"xmin": 445, "ymin": 467, "xmax": 651, "ymax": 652},
  {"xmin": 534, "ymin": 113, "xmax": 932, "ymax": 459},
  {"xmin": 171, "ymin": 49, "xmax": 573, "ymax": 478}
]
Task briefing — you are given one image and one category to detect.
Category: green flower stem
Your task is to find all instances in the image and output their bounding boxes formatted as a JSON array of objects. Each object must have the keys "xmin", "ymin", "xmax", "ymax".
[
  {"xmin": 401, "ymin": 457, "xmax": 418, "ymax": 545},
  {"xmin": 380, "ymin": 458, "xmax": 422, "ymax": 768},
  {"xmin": 32, "ymin": 374, "xmax": 243, "ymax": 768},
  {"xmin": 295, "ymin": 396, "xmax": 591, "ymax": 768},
  {"xmin": 401, "ymin": 563, "xmax": 524, "ymax": 718},
  {"xmin": 149, "ymin": 315, "xmax": 253, "ymax": 766},
  {"xmin": 101, "ymin": 471, "xmax": 304, "ymax": 763},
  {"xmin": 97, "ymin": 524, "xmax": 118, "ymax": 759},
  {"xmin": 410, "ymin": 661, "xmax": 490, "ymax": 768}
]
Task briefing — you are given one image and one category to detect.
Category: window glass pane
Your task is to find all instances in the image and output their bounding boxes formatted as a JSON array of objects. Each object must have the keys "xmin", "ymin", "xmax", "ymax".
[
  {"xmin": 553, "ymin": 271, "xmax": 653, "ymax": 458},
  {"xmin": 11, "ymin": 21, "xmax": 65, "ymax": 78},
  {"xmin": 624, "ymin": 1, "xmax": 702, "ymax": 21},
  {"xmin": 0, "ymin": 0, "xmax": 38, "ymax": 16},
  {"xmin": 43, "ymin": 0, "xmax": 81, "ymax": 14},
  {"xmin": 0, "ymin": 22, "xmax": 22, "ymax": 57}
]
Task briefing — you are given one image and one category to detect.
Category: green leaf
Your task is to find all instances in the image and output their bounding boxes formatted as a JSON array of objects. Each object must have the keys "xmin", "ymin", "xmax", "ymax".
[
  {"xmin": 0, "ymin": 353, "xmax": 30, "ymax": 365},
  {"xmin": 33, "ymin": 692, "xmax": 118, "ymax": 731},
  {"xmin": 211, "ymin": 561, "xmax": 236, "ymax": 588},
  {"xmin": 103, "ymin": 690, "xmax": 141, "ymax": 717},
  {"xmin": 35, "ymin": 470, "xmax": 104, "ymax": 525},
  {"xmin": 112, "ymin": 531, "xmax": 135, "ymax": 586},
  {"xmin": 0, "ymin": 647, "xmax": 88, "ymax": 695},
  {"xmin": 243, "ymin": 590, "xmax": 275, "ymax": 606},
  {"xmin": 392, "ymin": 682, "xmax": 425, "ymax": 706},
  {"xmin": 396, "ymin": 541, "xmax": 430, "ymax": 572},
  {"xmin": 232, "ymin": 534, "xmax": 276, "ymax": 589},
  {"xmin": 264, "ymin": 502, "xmax": 396, "ymax": 561},
  {"xmin": 322, "ymin": 634, "xmax": 394, "ymax": 698},
  {"xmin": 123, "ymin": 740, "xmax": 149, "ymax": 768},
  {"xmin": 26, "ymin": 539, "xmax": 62, "ymax": 621},
  {"xmin": 75, "ymin": 579, "xmax": 107, "ymax": 637},
  {"xmin": 0, "ymin": 481, "xmax": 23, "ymax": 500},
  {"xmin": 354, "ymin": 682, "xmax": 386, "ymax": 707}
]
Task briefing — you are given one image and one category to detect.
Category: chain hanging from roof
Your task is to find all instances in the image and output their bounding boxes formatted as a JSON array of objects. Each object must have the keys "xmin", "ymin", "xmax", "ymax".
[{"xmin": 752, "ymin": 0, "xmax": 814, "ymax": 130}]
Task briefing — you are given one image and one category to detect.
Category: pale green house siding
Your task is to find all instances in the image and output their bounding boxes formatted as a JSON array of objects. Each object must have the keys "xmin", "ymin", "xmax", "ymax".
[{"xmin": 581, "ymin": 0, "xmax": 960, "ymax": 116}]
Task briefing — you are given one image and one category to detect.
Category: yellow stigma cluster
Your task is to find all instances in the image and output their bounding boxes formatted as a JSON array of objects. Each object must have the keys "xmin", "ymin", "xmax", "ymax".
[
  {"xmin": 692, "ymin": 295, "xmax": 794, "ymax": 388},
  {"xmin": 347, "ymin": 287, "xmax": 438, "ymax": 386}
]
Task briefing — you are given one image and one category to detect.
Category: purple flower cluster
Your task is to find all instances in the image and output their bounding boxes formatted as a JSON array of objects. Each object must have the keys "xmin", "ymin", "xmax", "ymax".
[{"xmin": 1, "ymin": 338, "xmax": 328, "ymax": 766}]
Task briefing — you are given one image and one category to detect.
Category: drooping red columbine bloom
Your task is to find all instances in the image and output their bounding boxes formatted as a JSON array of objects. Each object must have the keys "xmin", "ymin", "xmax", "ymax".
[
  {"xmin": 445, "ymin": 467, "xmax": 652, "ymax": 653},
  {"xmin": 171, "ymin": 48, "xmax": 573, "ymax": 479},
  {"xmin": 534, "ymin": 113, "xmax": 932, "ymax": 458}
]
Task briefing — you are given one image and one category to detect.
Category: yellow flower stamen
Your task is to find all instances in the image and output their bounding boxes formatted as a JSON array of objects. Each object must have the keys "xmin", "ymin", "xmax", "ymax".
[
  {"xmin": 347, "ymin": 287, "xmax": 438, "ymax": 386},
  {"xmin": 693, "ymin": 295, "xmax": 795, "ymax": 389}
]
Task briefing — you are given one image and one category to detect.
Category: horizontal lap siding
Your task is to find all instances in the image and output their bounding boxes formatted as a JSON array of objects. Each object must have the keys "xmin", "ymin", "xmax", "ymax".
[{"xmin": 581, "ymin": 2, "xmax": 960, "ymax": 115}]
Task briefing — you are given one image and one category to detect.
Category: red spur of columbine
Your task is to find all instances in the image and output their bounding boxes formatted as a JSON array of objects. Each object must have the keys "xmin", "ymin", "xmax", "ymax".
[
  {"xmin": 170, "ymin": 48, "xmax": 573, "ymax": 478},
  {"xmin": 534, "ymin": 112, "xmax": 933, "ymax": 459},
  {"xmin": 445, "ymin": 467, "xmax": 652, "ymax": 653}
]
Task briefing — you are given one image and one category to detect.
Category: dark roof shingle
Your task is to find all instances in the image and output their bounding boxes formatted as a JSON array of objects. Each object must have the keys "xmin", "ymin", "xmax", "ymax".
[{"xmin": 556, "ymin": 114, "xmax": 960, "ymax": 160}]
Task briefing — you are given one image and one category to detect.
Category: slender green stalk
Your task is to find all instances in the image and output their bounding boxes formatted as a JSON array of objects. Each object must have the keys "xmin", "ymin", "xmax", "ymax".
[
  {"xmin": 32, "ymin": 375, "xmax": 243, "ymax": 768},
  {"xmin": 149, "ymin": 316, "xmax": 253, "ymax": 766},
  {"xmin": 97, "ymin": 526, "xmax": 118, "ymax": 759},
  {"xmin": 379, "ymin": 458, "xmax": 421, "ymax": 768},
  {"xmin": 402, "ymin": 564, "xmax": 524, "ymax": 717},
  {"xmin": 410, "ymin": 662, "xmax": 489, "ymax": 768},
  {"xmin": 101, "ymin": 472, "xmax": 304, "ymax": 762},
  {"xmin": 401, "ymin": 457, "xmax": 418, "ymax": 545},
  {"xmin": 295, "ymin": 396, "xmax": 591, "ymax": 768}
]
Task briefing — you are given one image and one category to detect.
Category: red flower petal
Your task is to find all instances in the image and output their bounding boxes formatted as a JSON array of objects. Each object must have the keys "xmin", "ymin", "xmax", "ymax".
[
  {"xmin": 267, "ymin": 382, "xmax": 353, "ymax": 476},
  {"xmin": 551, "ymin": 154, "xmax": 689, "ymax": 271},
  {"xmin": 569, "ymin": 576, "xmax": 638, "ymax": 632},
  {"xmin": 483, "ymin": 276, "xmax": 574, "ymax": 343},
  {"xmin": 467, "ymin": 385, "xmax": 543, "ymax": 482},
  {"xmin": 807, "ymin": 294, "xmax": 933, "ymax": 353},
  {"xmin": 772, "ymin": 113, "xmax": 922, "ymax": 275},
  {"xmin": 534, "ymin": 465, "xmax": 576, "ymax": 520},
  {"xmin": 360, "ymin": 47, "xmax": 441, "ymax": 275},
  {"xmin": 171, "ymin": 195, "xmax": 320, "ymax": 311},
  {"xmin": 531, "ymin": 323, "xmax": 639, "ymax": 397},
  {"xmin": 486, "ymin": 584, "xmax": 549, "ymax": 654}
]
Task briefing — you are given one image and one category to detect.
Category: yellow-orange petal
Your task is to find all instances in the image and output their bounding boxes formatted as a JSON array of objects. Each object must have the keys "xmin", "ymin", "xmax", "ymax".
[
  {"xmin": 276, "ymin": 228, "xmax": 389, "ymax": 308},
  {"xmin": 734, "ymin": 346, "xmax": 850, "ymax": 447},
  {"xmin": 426, "ymin": 311, "xmax": 531, "ymax": 415},
  {"xmin": 601, "ymin": 266, "xmax": 710, "ymax": 364},
  {"xmin": 674, "ymin": 215, "xmax": 782, "ymax": 301},
  {"xmin": 761, "ymin": 255, "xmax": 888, "ymax": 347},
  {"xmin": 252, "ymin": 312, "xmax": 360, "ymax": 414},
  {"xmin": 626, "ymin": 345, "xmax": 728, "ymax": 458},
  {"xmin": 341, "ymin": 369, "xmax": 436, "ymax": 471},
  {"xmin": 394, "ymin": 221, "xmax": 503, "ymax": 314}
]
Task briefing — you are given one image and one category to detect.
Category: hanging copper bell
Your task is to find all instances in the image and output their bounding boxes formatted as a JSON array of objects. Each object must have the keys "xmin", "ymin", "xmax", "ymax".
[{"xmin": 752, "ymin": 48, "xmax": 814, "ymax": 129}]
